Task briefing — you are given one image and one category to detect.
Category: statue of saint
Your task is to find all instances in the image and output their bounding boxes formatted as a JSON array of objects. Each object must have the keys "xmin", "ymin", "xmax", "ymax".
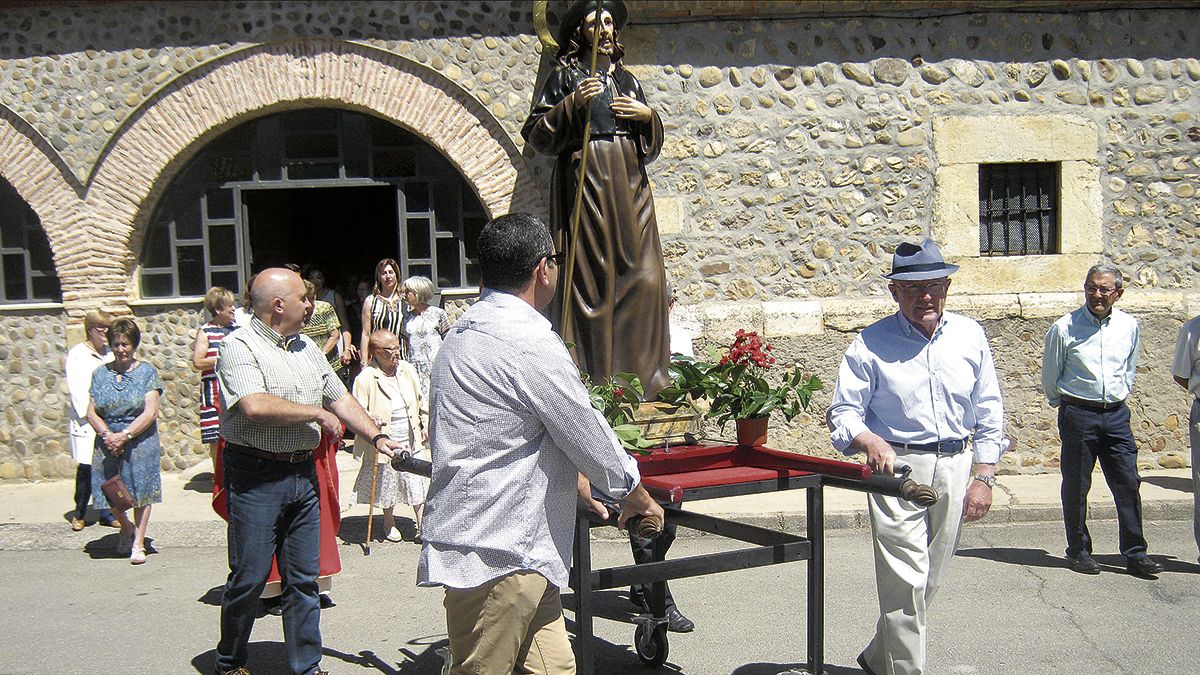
[{"xmin": 522, "ymin": 0, "xmax": 671, "ymax": 398}]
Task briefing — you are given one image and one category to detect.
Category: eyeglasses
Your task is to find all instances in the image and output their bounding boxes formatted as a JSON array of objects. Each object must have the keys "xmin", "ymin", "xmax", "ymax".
[
  {"xmin": 543, "ymin": 252, "xmax": 566, "ymax": 268},
  {"xmin": 1083, "ymin": 284, "xmax": 1120, "ymax": 297},
  {"xmin": 379, "ymin": 345, "xmax": 402, "ymax": 354},
  {"xmin": 893, "ymin": 281, "xmax": 948, "ymax": 297}
]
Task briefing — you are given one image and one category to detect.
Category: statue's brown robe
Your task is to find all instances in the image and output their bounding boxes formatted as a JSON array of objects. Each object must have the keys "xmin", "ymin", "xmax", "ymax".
[{"xmin": 522, "ymin": 60, "xmax": 671, "ymax": 398}]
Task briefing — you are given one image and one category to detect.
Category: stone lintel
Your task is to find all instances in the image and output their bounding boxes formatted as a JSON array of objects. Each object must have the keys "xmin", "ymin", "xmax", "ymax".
[
  {"xmin": 820, "ymin": 297, "xmax": 895, "ymax": 332},
  {"xmin": 762, "ymin": 299, "xmax": 823, "ymax": 337},
  {"xmin": 933, "ymin": 114, "xmax": 1099, "ymax": 165},
  {"xmin": 1017, "ymin": 292, "xmax": 1079, "ymax": 319},
  {"xmin": 944, "ymin": 293, "xmax": 1022, "ymax": 321},
  {"xmin": 700, "ymin": 301, "xmax": 764, "ymax": 340}
]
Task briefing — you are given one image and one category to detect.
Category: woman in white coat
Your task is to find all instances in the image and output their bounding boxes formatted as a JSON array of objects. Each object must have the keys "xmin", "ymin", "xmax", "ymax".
[
  {"xmin": 352, "ymin": 329, "xmax": 429, "ymax": 543},
  {"xmin": 65, "ymin": 310, "xmax": 115, "ymax": 531}
]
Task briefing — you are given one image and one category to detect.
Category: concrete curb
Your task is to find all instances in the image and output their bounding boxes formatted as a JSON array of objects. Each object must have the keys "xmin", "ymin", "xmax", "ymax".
[{"xmin": 2, "ymin": 500, "xmax": 1192, "ymax": 551}]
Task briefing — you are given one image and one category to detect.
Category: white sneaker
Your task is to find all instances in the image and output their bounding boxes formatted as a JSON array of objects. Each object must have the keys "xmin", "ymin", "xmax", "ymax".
[{"xmin": 385, "ymin": 527, "xmax": 403, "ymax": 542}]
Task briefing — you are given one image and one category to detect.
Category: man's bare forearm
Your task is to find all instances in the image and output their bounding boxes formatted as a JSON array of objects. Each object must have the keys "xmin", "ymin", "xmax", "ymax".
[{"xmin": 236, "ymin": 392, "xmax": 325, "ymax": 427}]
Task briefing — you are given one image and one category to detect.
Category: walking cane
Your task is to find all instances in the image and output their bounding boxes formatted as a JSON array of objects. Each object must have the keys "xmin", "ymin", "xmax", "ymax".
[
  {"xmin": 558, "ymin": 11, "xmax": 606, "ymax": 338},
  {"xmin": 363, "ymin": 446, "xmax": 379, "ymax": 556}
]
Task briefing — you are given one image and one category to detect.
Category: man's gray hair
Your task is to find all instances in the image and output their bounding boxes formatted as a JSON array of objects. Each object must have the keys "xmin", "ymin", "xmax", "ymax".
[{"xmin": 1086, "ymin": 263, "xmax": 1124, "ymax": 289}]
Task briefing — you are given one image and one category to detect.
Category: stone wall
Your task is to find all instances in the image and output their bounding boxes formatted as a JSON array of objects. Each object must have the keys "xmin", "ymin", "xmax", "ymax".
[
  {"xmin": 130, "ymin": 304, "xmax": 212, "ymax": 470},
  {"xmin": 0, "ymin": 310, "xmax": 68, "ymax": 480},
  {"xmin": 1, "ymin": 1, "xmax": 1198, "ymax": 479}
]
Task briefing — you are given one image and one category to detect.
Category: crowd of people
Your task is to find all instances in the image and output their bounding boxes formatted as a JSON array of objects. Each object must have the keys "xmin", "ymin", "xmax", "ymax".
[
  {"xmin": 60, "ymin": 211, "xmax": 1200, "ymax": 675},
  {"xmin": 64, "ymin": 264, "xmax": 451, "ymax": 569}
]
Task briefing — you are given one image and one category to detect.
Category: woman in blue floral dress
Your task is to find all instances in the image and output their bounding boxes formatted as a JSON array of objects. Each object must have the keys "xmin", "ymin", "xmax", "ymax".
[{"xmin": 87, "ymin": 318, "xmax": 163, "ymax": 565}]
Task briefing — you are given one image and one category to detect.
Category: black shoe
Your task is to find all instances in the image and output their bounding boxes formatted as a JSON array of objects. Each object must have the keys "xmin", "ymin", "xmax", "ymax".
[
  {"xmin": 856, "ymin": 653, "xmax": 878, "ymax": 675},
  {"xmin": 261, "ymin": 597, "xmax": 282, "ymax": 616},
  {"xmin": 665, "ymin": 608, "xmax": 694, "ymax": 633},
  {"xmin": 628, "ymin": 588, "xmax": 649, "ymax": 612},
  {"xmin": 319, "ymin": 593, "xmax": 335, "ymax": 609},
  {"xmin": 1066, "ymin": 551, "xmax": 1100, "ymax": 575},
  {"xmin": 1126, "ymin": 556, "xmax": 1163, "ymax": 578}
]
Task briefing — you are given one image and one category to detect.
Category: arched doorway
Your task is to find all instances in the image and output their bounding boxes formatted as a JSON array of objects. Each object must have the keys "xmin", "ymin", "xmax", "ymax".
[{"xmin": 138, "ymin": 108, "xmax": 488, "ymax": 301}]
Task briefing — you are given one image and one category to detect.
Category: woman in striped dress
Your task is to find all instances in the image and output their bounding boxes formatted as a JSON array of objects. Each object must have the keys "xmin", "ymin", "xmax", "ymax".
[
  {"xmin": 358, "ymin": 258, "xmax": 403, "ymax": 364},
  {"xmin": 191, "ymin": 287, "xmax": 236, "ymax": 457}
]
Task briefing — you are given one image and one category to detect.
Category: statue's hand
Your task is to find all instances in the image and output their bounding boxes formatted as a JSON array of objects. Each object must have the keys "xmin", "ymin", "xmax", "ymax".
[
  {"xmin": 575, "ymin": 76, "xmax": 604, "ymax": 106},
  {"xmin": 611, "ymin": 96, "xmax": 652, "ymax": 123}
]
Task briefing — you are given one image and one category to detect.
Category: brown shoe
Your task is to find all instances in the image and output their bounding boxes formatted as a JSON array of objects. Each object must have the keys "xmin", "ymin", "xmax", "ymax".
[{"xmin": 70, "ymin": 517, "xmax": 85, "ymax": 531}]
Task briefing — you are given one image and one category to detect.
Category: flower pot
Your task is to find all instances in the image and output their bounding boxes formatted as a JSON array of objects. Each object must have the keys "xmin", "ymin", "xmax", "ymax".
[{"xmin": 735, "ymin": 416, "xmax": 769, "ymax": 447}]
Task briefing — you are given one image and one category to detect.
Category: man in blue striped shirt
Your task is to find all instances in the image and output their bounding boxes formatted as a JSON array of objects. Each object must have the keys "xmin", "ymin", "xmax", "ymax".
[
  {"xmin": 1042, "ymin": 263, "xmax": 1162, "ymax": 578},
  {"xmin": 828, "ymin": 239, "xmax": 1005, "ymax": 675}
]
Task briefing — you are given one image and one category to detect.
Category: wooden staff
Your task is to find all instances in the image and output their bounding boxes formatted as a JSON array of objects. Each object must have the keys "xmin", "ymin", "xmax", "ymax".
[
  {"xmin": 559, "ymin": 13, "xmax": 606, "ymax": 336},
  {"xmin": 363, "ymin": 448, "xmax": 379, "ymax": 556}
]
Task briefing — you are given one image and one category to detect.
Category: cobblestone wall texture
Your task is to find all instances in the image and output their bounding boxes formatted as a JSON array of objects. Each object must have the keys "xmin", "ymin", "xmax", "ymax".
[
  {"xmin": 0, "ymin": 312, "xmax": 68, "ymax": 480},
  {"xmin": 0, "ymin": 1, "xmax": 1198, "ymax": 479}
]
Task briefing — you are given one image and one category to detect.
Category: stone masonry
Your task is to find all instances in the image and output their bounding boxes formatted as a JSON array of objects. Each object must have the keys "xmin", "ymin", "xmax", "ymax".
[{"xmin": 0, "ymin": 1, "xmax": 1197, "ymax": 480}]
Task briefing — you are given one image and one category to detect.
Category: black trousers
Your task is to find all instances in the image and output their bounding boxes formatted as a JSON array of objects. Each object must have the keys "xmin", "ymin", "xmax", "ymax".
[
  {"xmin": 629, "ymin": 515, "xmax": 678, "ymax": 612},
  {"xmin": 73, "ymin": 463, "xmax": 92, "ymax": 520},
  {"xmin": 1058, "ymin": 401, "xmax": 1148, "ymax": 559}
]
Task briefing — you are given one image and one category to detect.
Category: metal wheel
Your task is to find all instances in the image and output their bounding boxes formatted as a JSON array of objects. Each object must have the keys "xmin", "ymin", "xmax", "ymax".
[{"xmin": 634, "ymin": 622, "xmax": 669, "ymax": 667}]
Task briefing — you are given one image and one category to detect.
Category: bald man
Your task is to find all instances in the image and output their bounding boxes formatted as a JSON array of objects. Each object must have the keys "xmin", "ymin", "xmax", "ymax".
[{"xmin": 214, "ymin": 268, "xmax": 403, "ymax": 675}]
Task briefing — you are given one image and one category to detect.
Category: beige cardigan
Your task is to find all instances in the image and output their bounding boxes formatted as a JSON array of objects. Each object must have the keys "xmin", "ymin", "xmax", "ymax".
[{"xmin": 351, "ymin": 362, "xmax": 428, "ymax": 461}]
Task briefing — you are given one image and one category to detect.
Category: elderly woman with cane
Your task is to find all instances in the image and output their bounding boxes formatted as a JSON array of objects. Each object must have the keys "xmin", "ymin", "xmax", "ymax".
[{"xmin": 353, "ymin": 329, "xmax": 429, "ymax": 545}]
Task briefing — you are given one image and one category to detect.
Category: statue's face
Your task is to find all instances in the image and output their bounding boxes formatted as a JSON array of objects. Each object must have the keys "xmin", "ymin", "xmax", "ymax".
[{"xmin": 582, "ymin": 9, "xmax": 616, "ymax": 55}]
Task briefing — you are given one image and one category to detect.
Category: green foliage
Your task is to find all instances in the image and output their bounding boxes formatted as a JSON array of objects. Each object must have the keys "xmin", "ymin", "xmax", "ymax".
[
  {"xmin": 582, "ymin": 331, "xmax": 823, "ymax": 450},
  {"xmin": 665, "ymin": 333, "xmax": 824, "ymax": 430},
  {"xmin": 584, "ymin": 371, "xmax": 654, "ymax": 453}
]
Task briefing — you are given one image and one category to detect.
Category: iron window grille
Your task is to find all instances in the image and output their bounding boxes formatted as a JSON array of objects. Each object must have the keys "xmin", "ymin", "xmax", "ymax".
[{"xmin": 978, "ymin": 162, "xmax": 1059, "ymax": 256}]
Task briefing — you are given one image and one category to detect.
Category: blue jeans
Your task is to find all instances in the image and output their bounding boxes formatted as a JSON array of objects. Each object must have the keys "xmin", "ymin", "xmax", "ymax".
[{"xmin": 216, "ymin": 450, "xmax": 322, "ymax": 675}]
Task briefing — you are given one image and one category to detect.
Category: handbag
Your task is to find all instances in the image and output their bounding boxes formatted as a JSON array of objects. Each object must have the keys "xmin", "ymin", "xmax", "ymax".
[{"xmin": 101, "ymin": 472, "xmax": 135, "ymax": 512}]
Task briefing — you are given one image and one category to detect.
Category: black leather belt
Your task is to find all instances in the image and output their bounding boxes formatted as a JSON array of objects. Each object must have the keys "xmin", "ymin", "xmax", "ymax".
[
  {"xmin": 226, "ymin": 442, "xmax": 313, "ymax": 464},
  {"xmin": 888, "ymin": 437, "xmax": 969, "ymax": 454},
  {"xmin": 1061, "ymin": 394, "xmax": 1125, "ymax": 411}
]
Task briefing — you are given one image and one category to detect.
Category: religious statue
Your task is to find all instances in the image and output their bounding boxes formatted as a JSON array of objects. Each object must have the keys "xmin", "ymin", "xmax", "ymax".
[{"xmin": 523, "ymin": 0, "xmax": 671, "ymax": 399}]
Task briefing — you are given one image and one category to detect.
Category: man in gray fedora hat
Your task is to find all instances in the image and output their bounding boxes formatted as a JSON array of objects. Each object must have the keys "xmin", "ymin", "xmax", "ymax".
[{"xmin": 827, "ymin": 238, "xmax": 1006, "ymax": 675}]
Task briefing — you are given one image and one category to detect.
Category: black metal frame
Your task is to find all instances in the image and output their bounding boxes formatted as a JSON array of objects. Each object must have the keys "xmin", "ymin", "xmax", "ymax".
[{"xmin": 570, "ymin": 473, "xmax": 826, "ymax": 674}]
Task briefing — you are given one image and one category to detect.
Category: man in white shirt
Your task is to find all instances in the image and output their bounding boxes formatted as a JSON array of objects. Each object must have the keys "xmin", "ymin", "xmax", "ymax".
[
  {"xmin": 65, "ymin": 309, "xmax": 116, "ymax": 531},
  {"xmin": 1172, "ymin": 312, "xmax": 1200, "ymax": 563},
  {"xmin": 418, "ymin": 212, "xmax": 664, "ymax": 674},
  {"xmin": 827, "ymin": 239, "xmax": 1005, "ymax": 675}
]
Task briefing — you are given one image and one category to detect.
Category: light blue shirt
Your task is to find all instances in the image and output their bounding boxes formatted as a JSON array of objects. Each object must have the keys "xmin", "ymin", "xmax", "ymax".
[
  {"xmin": 417, "ymin": 290, "xmax": 640, "ymax": 590},
  {"xmin": 827, "ymin": 311, "xmax": 1006, "ymax": 464},
  {"xmin": 1041, "ymin": 305, "xmax": 1139, "ymax": 407},
  {"xmin": 1171, "ymin": 314, "xmax": 1200, "ymax": 399}
]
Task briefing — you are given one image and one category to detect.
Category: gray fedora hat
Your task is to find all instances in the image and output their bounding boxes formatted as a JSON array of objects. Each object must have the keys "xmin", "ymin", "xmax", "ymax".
[{"xmin": 883, "ymin": 238, "xmax": 959, "ymax": 281}]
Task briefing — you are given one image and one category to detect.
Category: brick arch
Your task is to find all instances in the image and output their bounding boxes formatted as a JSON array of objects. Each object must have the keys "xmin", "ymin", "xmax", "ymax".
[
  {"xmin": 0, "ymin": 106, "xmax": 96, "ymax": 307},
  {"xmin": 81, "ymin": 38, "xmax": 545, "ymax": 308}
]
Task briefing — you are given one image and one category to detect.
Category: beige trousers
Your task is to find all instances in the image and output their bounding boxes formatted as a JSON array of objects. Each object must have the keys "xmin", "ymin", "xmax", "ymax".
[
  {"xmin": 443, "ymin": 570, "xmax": 576, "ymax": 675},
  {"xmin": 859, "ymin": 448, "xmax": 973, "ymax": 675}
]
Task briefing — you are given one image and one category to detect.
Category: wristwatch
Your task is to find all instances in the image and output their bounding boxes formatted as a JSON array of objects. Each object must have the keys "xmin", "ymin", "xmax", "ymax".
[{"xmin": 973, "ymin": 474, "xmax": 996, "ymax": 488}]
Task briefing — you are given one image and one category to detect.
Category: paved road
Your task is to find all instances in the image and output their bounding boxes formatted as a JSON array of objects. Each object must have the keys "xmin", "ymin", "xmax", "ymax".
[{"xmin": 2, "ymin": 519, "xmax": 1197, "ymax": 674}]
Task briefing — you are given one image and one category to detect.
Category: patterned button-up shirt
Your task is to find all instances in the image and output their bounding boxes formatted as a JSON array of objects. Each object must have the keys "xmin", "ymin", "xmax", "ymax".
[
  {"xmin": 827, "ymin": 311, "xmax": 1006, "ymax": 464},
  {"xmin": 217, "ymin": 315, "xmax": 347, "ymax": 453},
  {"xmin": 1041, "ymin": 305, "xmax": 1139, "ymax": 406},
  {"xmin": 417, "ymin": 290, "xmax": 641, "ymax": 590}
]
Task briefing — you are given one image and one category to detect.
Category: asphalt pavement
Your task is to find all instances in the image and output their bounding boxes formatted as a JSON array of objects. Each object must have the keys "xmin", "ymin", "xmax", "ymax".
[
  {"xmin": 0, "ymin": 456, "xmax": 1196, "ymax": 674},
  {"xmin": 1, "ymin": 520, "xmax": 1198, "ymax": 674}
]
